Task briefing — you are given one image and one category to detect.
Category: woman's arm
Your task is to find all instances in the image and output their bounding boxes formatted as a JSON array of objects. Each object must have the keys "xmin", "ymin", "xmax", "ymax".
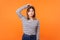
[
  {"xmin": 36, "ymin": 21, "xmax": 40, "ymax": 40},
  {"xmin": 16, "ymin": 4, "xmax": 30, "ymax": 20}
]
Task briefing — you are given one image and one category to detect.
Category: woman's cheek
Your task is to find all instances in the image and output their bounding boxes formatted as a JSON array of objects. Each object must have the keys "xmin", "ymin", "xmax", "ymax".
[{"xmin": 28, "ymin": 12, "xmax": 31, "ymax": 15}]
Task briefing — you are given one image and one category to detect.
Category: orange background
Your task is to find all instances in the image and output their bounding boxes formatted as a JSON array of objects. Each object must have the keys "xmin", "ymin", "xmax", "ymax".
[{"xmin": 0, "ymin": 0, "xmax": 60, "ymax": 40}]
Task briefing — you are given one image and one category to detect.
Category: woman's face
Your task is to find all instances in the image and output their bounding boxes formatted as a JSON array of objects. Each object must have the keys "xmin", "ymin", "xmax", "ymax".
[{"xmin": 28, "ymin": 8, "xmax": 34, "ymax": 17}]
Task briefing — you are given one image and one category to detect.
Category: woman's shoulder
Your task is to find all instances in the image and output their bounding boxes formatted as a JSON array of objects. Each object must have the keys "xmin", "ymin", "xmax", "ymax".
[
  {"xmin": 35, "ymin": 18, "xmax": 39, "ymax": 21},
  {"xmin": 34, "ymin": 18, "xmax": 40, "ymax": 23}
]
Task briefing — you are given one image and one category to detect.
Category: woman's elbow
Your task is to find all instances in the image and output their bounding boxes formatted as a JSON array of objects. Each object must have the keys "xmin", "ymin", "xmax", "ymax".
[
  {"xmin": 16, "ymin": 10, "xmax": 19, "ymax": 14},
  {"xmin": 16, "ymin": 10, "xmax": 17, "ymax": 12}
]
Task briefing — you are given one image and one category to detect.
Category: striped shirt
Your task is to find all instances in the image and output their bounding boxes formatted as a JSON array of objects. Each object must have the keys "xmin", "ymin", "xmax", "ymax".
[{"xmin": 16, "ymin": 5, "xmax": 40, "ymax": 40}]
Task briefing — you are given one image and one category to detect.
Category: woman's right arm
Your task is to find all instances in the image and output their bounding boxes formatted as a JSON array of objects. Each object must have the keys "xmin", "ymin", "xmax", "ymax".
[{"xmin": 16, "ymin": 4, "xmax": 29, "ymax": 19}]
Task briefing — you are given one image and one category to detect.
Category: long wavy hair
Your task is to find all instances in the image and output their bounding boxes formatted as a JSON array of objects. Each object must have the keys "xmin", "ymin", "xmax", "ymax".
[{"xmin": 26, "ymin": 6, "xmax": 36, "ymax": 20}]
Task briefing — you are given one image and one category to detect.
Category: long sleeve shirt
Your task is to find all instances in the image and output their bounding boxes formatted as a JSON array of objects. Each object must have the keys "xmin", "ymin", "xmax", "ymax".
[{"xmin": 16, "ymin": 5, "xmax": 40, "ymax": 40}]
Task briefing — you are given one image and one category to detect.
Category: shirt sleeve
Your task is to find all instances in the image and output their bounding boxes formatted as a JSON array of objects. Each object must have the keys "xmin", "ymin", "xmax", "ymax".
[
  {"xmin": 36, "ymin": 20, "xmax": 40, "ymax": 40},
  {"xmin": 16, "ymin": 5, "xmax": 28, "ymax": 20}
]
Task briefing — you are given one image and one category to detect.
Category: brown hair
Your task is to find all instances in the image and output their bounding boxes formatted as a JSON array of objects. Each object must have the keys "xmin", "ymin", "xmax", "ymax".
[{"xmin": 26, "ymin": 6, "xmax": 36, "ymax": 20}]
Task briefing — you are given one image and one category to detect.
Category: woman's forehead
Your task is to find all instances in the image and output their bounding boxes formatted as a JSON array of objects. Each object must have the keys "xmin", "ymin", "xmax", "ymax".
[{"xmin": 29, "ymin": 8, "xmax": 34, "ymax": 11}]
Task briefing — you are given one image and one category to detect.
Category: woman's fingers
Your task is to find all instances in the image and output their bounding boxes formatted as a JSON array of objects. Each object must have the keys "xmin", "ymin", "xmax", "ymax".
[
  {"xmin": 25, "ymin": 3, "xmax": 33, "ymax": 8},
  {"xmin": 26, "ymin": 3, "xmax": 32, "ymax": 6}
]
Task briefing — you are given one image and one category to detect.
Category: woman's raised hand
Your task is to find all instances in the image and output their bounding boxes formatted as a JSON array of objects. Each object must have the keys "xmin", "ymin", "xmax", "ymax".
[{"xmin": 26, "ymin": 4, "xmax": 32, "ymax": 8}]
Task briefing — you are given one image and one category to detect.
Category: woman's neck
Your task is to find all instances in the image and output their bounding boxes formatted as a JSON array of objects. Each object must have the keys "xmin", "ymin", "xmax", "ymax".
[{"xmin": 29, "ymin": 17, "xmax": 34, "ymax": 21}]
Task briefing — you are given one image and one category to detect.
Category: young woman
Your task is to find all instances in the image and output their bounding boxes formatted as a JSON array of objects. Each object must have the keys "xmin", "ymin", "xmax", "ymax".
[{"xmin": 16, "ymin": 4, "xmax": 40, "ymax": 40}]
